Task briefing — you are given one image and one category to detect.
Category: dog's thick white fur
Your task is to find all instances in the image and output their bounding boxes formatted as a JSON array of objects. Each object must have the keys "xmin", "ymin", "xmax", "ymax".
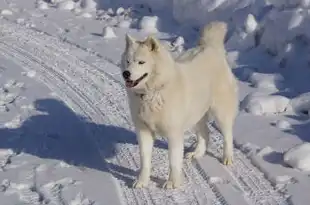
[{"xmin": 120, "ymin": 21, "xmax": 238, "ymax": 189}]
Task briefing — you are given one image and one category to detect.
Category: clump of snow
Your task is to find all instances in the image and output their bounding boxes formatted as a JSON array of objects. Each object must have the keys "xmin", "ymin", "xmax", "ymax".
[
  {"xmin": 107, "ymin": 8, "xmax": 114, "ymax": 16},
  {"xmin": 102, "ymin": 26, "xmax": 116, "ymax": 39},
  {"xmin": 273, "ymin": 120, "xmax": 291, "ymax": 130},
  {"xmin": 226, "ymin": 51, "xmax": 239, "ymax": 68},
  {"xmin": 116, "ymin": 7, "xmax": 125, "ymax": 16},
  {"xmin": 80, "ymin": 0, "xmax": 97, "ymax": 11},
  {"xmin": 4, "ymin": 115, "xmax": 22, "ymax": 129},
  {"xmin": 23, "ymin": 70, "xmax": 36, "ymax": 78},
  {"xmin": 241, "ymin": 93, "xmax": 290, "ymax": 115},
  {"xmin": 70, "ymin": 193, "xmax": 94, "ymax": 205},
  {"xmin": 16, "ymin": 18, "xmax": 25, "ymax": 25},
  {"xmin": 172, "ymin": 36, "xmax": 185, "ymax": 47},
  {"xmin": 80, "ymin": 12, "xmax": 92, "ymax": 18},
  {"xmin": 284, "ymin": 143, "xmax": 310, "ymax": 171},
  {"xmin": 139, "ymin": 16, "xmax": 159, "ymax": 33},
  {"xmin": 244, "ymin": 14, "xmax": 258, "ymax": 33},
  {"xmin": 36, "ymin": 0, "xmax": 49, "ymax": 10},
  {"xmin": 5, "ymin": 79, "xmax": 17, "ymax": 88},
  {"xmin": 248, "ymin": 73, "xmax": 284, "ymax": 92},
  {"xmin": 0, "ymin": 9, "xmax": 13, "ymax": 16},
  {"xmin": 226, "ymin": 30, "xmax": 256, "ymax": 51},
  {"xmin": 287, "ymin": 92, "xmax": 310, "ymax": 114},
  {"xmin": 288, "ymin": 8, "xmax": 304, "ymax": 30},
  {"xmin": 56, "ymin": 0, "xmax": 76, "ymax": 10}
]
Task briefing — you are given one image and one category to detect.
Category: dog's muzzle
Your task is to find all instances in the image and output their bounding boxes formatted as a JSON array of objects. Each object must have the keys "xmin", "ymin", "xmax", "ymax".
[{"xmin": 125, "ymin": 73, "xmax": 148, "ymax": 88}]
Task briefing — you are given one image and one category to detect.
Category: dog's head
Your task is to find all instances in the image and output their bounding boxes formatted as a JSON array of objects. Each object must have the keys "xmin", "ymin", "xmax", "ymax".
[{"xmin": 121, "ymin": 34, "xmax": 163, "ymax": 92}]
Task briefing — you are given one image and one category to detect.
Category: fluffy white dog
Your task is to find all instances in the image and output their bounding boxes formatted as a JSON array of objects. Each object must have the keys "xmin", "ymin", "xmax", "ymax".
[{"xmin": 120, "ymin": 21, "xmax": 238, "ymax": 189}]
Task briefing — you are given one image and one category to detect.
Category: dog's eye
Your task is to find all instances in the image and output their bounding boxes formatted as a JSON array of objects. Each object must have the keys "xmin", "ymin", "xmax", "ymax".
[{"xmin": 138, "ymin": 61, "xmax": 145, "ymax": 65}]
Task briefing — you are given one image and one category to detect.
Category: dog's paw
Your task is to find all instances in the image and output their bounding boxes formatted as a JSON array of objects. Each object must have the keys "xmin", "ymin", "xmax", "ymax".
[
  {"xmin": 222, "ymin": 155, "xmax": 233, "ymax": 165},
  {"xmin": 132, "ymin": 179, "xmax": 149, "ymax": 188},
  {"xmin": 185, "ymin": 151, "xmax": 204, "ymax": 160},
  {"xmin": 162, "ymin": 180, "xmax": 181, "ymax": 189}
]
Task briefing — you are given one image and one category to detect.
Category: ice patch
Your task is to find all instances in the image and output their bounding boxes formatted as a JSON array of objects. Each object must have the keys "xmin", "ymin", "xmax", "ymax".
[
  {"xmin": 139, "ymin": 16, "xmax": 159, "ymax": 33},
  {"xmin": 102, "ymin": 26, "xmax": 116, "ymax": 39},
  {"xmin": 241, "ymin": 93, "xmax": 290, "ymax": 115},
  {"xmin": 284, "ymin": 143, "xmax": 310, "ymax": 171},
  {"xmin": 0, "ymin": 9, "xmax": 13, "ymax": 16}
]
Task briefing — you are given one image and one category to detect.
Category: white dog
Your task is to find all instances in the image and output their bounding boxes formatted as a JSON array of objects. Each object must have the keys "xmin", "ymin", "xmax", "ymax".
[{"xmin": 120, "ymin": 21, "xmax": 238, "ymax": 189}]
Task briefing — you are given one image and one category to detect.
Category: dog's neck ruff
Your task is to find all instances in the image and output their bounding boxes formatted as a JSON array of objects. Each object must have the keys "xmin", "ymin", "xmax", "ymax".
[{"xmin": 134, "ymin": 83, "xmax": 165, "ymax": 112}]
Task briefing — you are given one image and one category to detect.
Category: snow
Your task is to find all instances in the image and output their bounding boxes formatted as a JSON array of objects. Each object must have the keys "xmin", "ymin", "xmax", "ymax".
[
  {"xmin": 0, "ymin": 0, "xmax": 309, "ymax": 204},
  {"xmin": 102, "ymin": 26, "xmax": 117, "ymax": 38},
  {"xmin": 80, "ymin": 0, "xmax": 97, "ymax": 11},
  {"xmin": 241, "ymin": 93, "xmax": 290, "ymax": 115},
  {"xmin": 273, "ymin": 120, "xmax": 292, "ymax": 130},
  {"xmin": 56, "ymin": 0, "xmax": 76, "ymax": 10},
  {"xmin": 0, "ymin": 9, "xmax": 13, "ymax": 16},
  {"xmin": 284, "ymin": 143, "xmax": 310, "ymax": 171},
  {"xmin": 244, "ymin": 14, "xmax": 258, "ymax": 34},
  {"xmin": 139, "ymin": 15, "xmax": 159, "ymax": 33}
]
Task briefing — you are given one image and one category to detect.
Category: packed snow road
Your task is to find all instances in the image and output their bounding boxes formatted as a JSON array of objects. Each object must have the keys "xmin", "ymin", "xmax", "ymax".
[{"xmin": 0, "ymin": 17, "xmax": 290, "ymax": 205}]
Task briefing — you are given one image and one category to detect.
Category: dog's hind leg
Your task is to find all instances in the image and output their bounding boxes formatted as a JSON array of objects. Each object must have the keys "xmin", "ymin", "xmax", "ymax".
[
  {"xmin": 185, "ymin": 115, "xmax": 210, "ymax": 160},
  {"xmin": 133, "ymin": 124, "xmax": 155, "ymax": 188}
]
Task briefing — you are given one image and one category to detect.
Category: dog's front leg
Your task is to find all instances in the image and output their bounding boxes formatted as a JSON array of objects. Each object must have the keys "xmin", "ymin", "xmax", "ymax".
[
  {"xmin": 163, "ymin": 133, "xmax": 184, "ymax": 189},
  {"xmin": 133, "ymin": 126, "xmax": 154, "ymax": 188}
]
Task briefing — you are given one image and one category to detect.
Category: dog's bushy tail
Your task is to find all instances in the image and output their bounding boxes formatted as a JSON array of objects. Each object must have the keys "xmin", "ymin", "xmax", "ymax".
[{"xmin": 198, "ymin": 21, "xmax": 227, "ymax": 47}]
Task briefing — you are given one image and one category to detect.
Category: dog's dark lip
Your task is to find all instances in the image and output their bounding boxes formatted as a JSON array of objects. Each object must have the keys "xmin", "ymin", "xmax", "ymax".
[{"xmin": 125, "ymin": 73, "xmax": 148, "ymax": 88}]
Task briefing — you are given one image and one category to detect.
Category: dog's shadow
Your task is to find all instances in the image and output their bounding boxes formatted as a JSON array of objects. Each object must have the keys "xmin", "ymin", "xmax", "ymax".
[{"xmin": 0, "ymin": 98, "xmax": 170, "ymax": 186}]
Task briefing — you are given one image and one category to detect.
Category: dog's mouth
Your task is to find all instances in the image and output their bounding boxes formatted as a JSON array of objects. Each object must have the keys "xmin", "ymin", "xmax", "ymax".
[{"xmin": 125, "ymin": 73, "xmax": 148, "ymax": 88}]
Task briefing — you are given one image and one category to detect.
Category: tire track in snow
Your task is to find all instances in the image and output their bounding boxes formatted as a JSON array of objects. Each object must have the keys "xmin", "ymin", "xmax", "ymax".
[{"xmin": 0, "ymin": 18, "xmax": 290, "ymax": 205}]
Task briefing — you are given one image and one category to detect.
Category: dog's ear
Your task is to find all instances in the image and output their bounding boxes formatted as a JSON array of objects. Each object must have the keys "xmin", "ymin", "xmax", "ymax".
[
  {"xmin": 144, "ymin": 36, "xmax": 159, "ymax": 52},
  {"xmin": 125, "ymin": 33, "xmax": 135, "ymax": 48}
]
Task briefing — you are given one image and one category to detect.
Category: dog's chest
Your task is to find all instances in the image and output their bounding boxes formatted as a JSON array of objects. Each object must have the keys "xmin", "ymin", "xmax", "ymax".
[{"xmin": 138, "ymin": 92, "xmax": 164, "ymax": 132}]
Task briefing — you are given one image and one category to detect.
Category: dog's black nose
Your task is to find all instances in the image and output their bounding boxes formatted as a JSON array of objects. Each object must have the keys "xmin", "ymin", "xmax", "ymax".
[{"xmin": 122, "ymin": 70, "xmax": 131, "ymax": 79}]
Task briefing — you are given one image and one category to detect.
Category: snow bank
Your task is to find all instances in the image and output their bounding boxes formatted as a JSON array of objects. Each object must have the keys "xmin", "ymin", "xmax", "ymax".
[{"xmin": 284, "ymin": 143, "xmax": 310, "ymax": 171}]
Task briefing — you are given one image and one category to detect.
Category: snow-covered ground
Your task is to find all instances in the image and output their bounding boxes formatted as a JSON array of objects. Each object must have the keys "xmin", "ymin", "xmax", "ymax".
[{"xmin": 0, "ymin": 0, "xmax": 310, "ymax": 204}]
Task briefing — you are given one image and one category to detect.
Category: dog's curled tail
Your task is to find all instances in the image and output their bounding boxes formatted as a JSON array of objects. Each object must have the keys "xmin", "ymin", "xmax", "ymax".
[{"xmin": 198, "ymin": 21, "xmax": 228, "ymax": 47}]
